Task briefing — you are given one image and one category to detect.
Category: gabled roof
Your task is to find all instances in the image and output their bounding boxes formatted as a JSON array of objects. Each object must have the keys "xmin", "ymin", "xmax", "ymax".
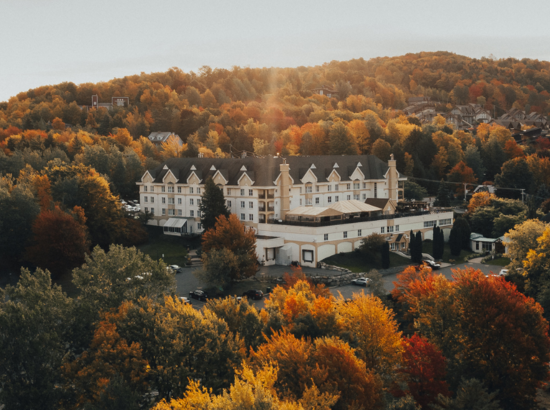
[{"xmin": 144, "ymin": 155, "xmax": 393, "ymax": 186}]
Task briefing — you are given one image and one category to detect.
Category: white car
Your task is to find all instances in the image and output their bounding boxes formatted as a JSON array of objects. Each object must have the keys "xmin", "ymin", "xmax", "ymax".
[
  {"xmin": 168, "ymin": 265, "xmax": 181, "ymax": 273},
  {"xmin": 498, "ymin": 269, "xmax": 509, "ymax": 277},
  {"xmin": 179, "ymin": 297, "xmax": 192, "ymax": 305},
  {"xmin": 351, "ymin": 278, "xmax": 372, "ymax": 287}
]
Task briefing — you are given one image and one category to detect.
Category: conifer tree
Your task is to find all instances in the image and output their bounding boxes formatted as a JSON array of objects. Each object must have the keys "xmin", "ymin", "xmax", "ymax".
[
  {"xmin": 200, "ymin": 177, "xmax": 230, "ymax": 231},
  {"xmin": 449, "ymin": 226, "xmax": 461, "ymax": 257},
  {"xmin": 381, "ymin": 241, "xmax": 390, "ymax": 269}
]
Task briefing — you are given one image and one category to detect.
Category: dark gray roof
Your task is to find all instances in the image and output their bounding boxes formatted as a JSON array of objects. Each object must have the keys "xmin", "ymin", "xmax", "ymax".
[{"xmin": 146, "ymin": 155, "xmax": 392, "ymax": 186}]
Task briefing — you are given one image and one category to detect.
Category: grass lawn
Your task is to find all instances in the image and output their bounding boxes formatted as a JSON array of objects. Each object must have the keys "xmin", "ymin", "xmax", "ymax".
[
  {"xmin": 422, "ymin": 240, "xmax": 476, "ymax": 264},
  {"xmin": 322, "ymin": 250, "xmax": 412, "ymax": 273},
  {"xmin": 483, "ymin": 257, "xmax": 510, "ymax": 266},
  {"xmin": 138, "ymin": 226, "xmax": 198, "ymax": 266}
]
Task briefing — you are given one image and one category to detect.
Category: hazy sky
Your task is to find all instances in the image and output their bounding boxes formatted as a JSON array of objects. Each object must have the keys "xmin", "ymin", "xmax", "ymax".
[{"xmin": 1, "ymin": 0, "xmax": 550, "ymax": 102}]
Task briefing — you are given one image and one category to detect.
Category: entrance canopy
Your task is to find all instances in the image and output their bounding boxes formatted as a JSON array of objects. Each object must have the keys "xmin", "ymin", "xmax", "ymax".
[{"xmin": 163, "ymin": 218, "xmax": 187, "ymax": 235}]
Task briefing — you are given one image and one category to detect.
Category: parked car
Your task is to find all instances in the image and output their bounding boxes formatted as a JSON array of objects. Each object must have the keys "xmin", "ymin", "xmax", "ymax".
[
  {"xmin": 423, "ymin": 260, "xmax": 441, "ymax": 270},
  {"xmin": 498, "ymin": 269, "xmax": 509, "ymax": 277},
  {"xmin": 179, "ymin": 296, "xmax": 192, "ymax": 305},
  {"xmin": 242, "ymin": 290, "xmax": 264, "ymax": 300},
  {"xmin": 168, "ymin": 265, "xmax": 182, "ymax": 273},
  {"xmin": 189, "ymin": 290, "xmax": 208, "ymax": 301},
  {"xmin": 351, "ymin": 278, "xmax": 372, "ymax": 287}
]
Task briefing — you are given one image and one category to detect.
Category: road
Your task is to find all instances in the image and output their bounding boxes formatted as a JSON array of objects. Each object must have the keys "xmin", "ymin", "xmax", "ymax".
[{"xmin": 176, "ymin": 261, "xmax": 501, "ymax": 310}]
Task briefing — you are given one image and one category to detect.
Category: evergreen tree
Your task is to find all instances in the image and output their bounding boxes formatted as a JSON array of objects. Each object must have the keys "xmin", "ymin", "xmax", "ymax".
[
  {"xmin": 449, "ymin": 226, "xmax": 462, "ymax": 257},
  {"xmin": 432, "ymin": 225, "xmax": 438, "ymax": 259},
  {"xmin": 453, "ymin": 217, "xmax": 471, "ymax": 250},
  {"xmin": 434, "ymin": 180, "xmax": 451, "ymax": 207},
  {"xmin": 409, "ymin": 229, "xmax": 416, "ymax": 260},
  {"xmin": 381, "ymin": 241, "xmax": 390, "ymax": 269},
  {"xmin": 414, "ymin": 231, "xmax": 423, "ymax": 263},
  {"xmin": 199, "ymin": 178, "xmax": 230, "ymax": 231}
]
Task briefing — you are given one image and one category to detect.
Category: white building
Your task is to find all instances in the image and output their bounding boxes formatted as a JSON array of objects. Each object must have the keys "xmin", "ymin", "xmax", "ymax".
[{"xmin": 137, "ymin": 154, "xmax": 454, "ymax": 267}]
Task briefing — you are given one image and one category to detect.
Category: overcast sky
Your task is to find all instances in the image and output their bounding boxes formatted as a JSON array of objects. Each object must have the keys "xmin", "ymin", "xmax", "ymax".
[{"xmin": 1, "ymin": 0, "xmax": 550, "ymax": 102}]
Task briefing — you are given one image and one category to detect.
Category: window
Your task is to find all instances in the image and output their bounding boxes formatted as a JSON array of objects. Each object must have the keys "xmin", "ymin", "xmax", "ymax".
[
  {"xmin": 197, "ymin": 199, "xmax": 201, "ymax": 205},
  {"xmin": 150, "ymin": 186, "xmax": 154, "ymax": 192},
  {"xmin": 190, "ymin": 187, "xmax": 194, "ymax": 194},
  {"xmin": 227, "ymin": 188, "xmax": 231, "ymax": 195},
  {"xmin": 227, "ymin": 200, "xmax": 232, "ymax": 207},
  {"xmin": 363, "ymin": 182, "xmax": 367, "ymax": 189},
  {"xmin": 198, "ymin": 223, "xmax": 202, "ymax": 230},
  {"xmin": 354, "ymin": 194, "xmax": 359, "ymax": 200},
  {"xmin": 346, "ymin": 183, "xmax": 350, "ymax": 190},
  {"xmin": 161, "ymin": 186, "xmax": 166, "ymax": 193},
  {"xmin": 162, "ymin": 208, "xmax": 166, "ymax": 215},
  {"xmin": 168, "ymin": 186, "xmax": 174, "ymax": 193},
  {"xmin": 197, "ymin": 188, "xmax": 201, "ymax": 194},
  {"xmin": 249, "ymin": 201, "xmax": 253, "ymax": 208},
  {"xmin": 388, "ymin": 226, "xmax": 394, "ymax": 233},
  {"xmin": 347, "ymin": 195, "xmax": 351, "ymax": 200},
  {"xmin": 162, "ymin": 197, "xmax": 166, "ymax": 204},
  {"xmin": 328, "ymin": 196, "xmax": 332, "ymax": 203},
  {"xmin": 190, "ymin": 210, "xmax": 194, "ymax": 217},
  {"xmin": 177, "ymin": 187, "xmax": 182, "ymax": 193},
  {"xmin": 144, "ymin": 197, "xmax": 148, "ymax": 203},
  {"xmin": 335, "ymin": 184, "xmax": 339, "ymax": 191},
  {"xmin": 249, "ymin": 214, "xmax": 254, "ymax": 221},
  {"xmin": 374, "ymin": 183, "xmax": 377, "ymax": 198},
  {"xmin": 424, "ymin": 220, "xmax": 437, "ymax": 228},
  {"xmin": 335, "ymin": 196, "xmax": 339, "ymax": 202},
  {"xmin": 306, "ymin": 185, "xmax": 312, "ymax": 193},
  {"xmin": 190, "ymin": 198, "xmax": 194, "ymax": 206},
  {"xmin": 395, "ymin": 225, "xmax": 399, "ymax": 231},
  {"xmin": 240, "ymin": 213, "xmax": 245, "ymax": 220},
  {"xmin": 241, "ymin": 189, "xmax": 245, "ymax": 196},
  {"xmin": 178, "ymin": 209, "xmax": 182, "ymax": 216},
  {"xmin": 178, "ymin": 198, "xmax": 182, "ymax": 205},
  {"xmin": 390, "ymin": 243, "xmax": 396, "ymax": 250},
  {"xmin": 353, "ymin": 182, "xmax": 360, "ymax": 189},
  {"xmin": 358, "ymin": 229, "xmax": 362, "ymax": 236},
  {"xmin": 306, "ymin": 198, "xmax": 312, "ymax": 205},
  {"xmin": 402, "ymin": 243, "xmax": 406, "ymax": 249},
  {"xmin": 439, "ymin": 218, "xmax": 452, "ymax": 226},
  {"xmin": 151, "ymin": 197, "xmax": 154, "ymax": 203},
  {"xmin": 150, "ymin": 207, "xmax": 154, "ymax": 215},
  {"xmin": 197, "ymin": 210, "xmax": 201, "ymax": 217},
  {"xmin": 144, "ymin": 186, "xmax": 148, "ymax": 192},
  {"xmin": 324, "ymin": 234, "xmax": 329, "ymax": 241},
  {"xmin": 381, "ymin": 227, "xmax": 385, "ymax": 233},
  {"xmin": 316, "ymin": 186, "xmax": 319, "ymax": 192},
  {"xmin": 241, "ymin": 201, "xmax": 245, "ymax": 208},
  {"xmin": 302, "ymin": 250, "xmax": 314, "ymax": 263},
  {"xmin": 169, "ymin": 198, "xmax": 175, "ymax": 205},
  {"xmin": 168, "ymin": 209, "xmax": 175, "ymax": 216},
  {"xmin": 315, "ymin": 197, "xmax": 320, "ymax": 204},
  {"xmin": 327, "ymin": 185, "xmax": 332, "ymax": 192},
  {"xmin": 362, "ymin": 193, "xmax": 366, "ymax": 200},
  {"xmin": 343, "ymin": 231, "xmax": 348, "ymax": 238},
  {"xmin": 249, "ymin": 189, "xmax": 253, "ymax": 196},
  {"xmin": 476, "ymin": 242, "xmax": 479, "ymax": 250}
]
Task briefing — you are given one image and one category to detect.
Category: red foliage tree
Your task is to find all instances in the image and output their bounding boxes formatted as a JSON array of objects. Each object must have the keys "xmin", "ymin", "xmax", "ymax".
[
  {"xmin": 392, "ymin": 334, "xmax": 450, "ymax": 408},
  {"xmin": 26, "ymin": 205, "xmax": 90, "ymax": 276}
]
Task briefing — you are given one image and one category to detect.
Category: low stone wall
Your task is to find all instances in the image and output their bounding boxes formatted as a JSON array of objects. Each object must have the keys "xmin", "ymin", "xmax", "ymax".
[{"xmin": 317, "ymin": 262, "xmax": 352, "ymax": 273}]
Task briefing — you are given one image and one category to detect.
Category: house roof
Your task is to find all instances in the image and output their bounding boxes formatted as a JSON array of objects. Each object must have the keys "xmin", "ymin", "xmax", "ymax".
[
  {"xmin": 329, "ymin": 200, "xmax": 381, "ymax": 213},
  {"xmin": 145, "ymin": 155, "xmax": 394, "ymax": 187},
  {"xmin": 286, "ymin": 206, "xmax": 342, "ymax": 217},
  {"xmin": 365, "ymin": 198, "xmax": 390, "ymax": 209},
  {"xmin": 286, "ymin": 200, "xmax": 382, "ymax": 218},
  {"xmin": 148, "ymin": 132, "xmax": 180, "ymax": 143}
]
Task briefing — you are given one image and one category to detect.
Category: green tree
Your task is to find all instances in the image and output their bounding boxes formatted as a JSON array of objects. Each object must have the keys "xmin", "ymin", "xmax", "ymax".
[
  {"xmin": 495, "ymin": 157, "xmax": 534, "ymax": 198},
  {"xmin": 360, "ymin": 233, "xmax": 385, "ymax": 261},
  {"xmin": 404, "ymin": 180, "xmax": 428, "ymax": 201},
  {"xmin": 464, "ymin": 145, "xmax": 486, "ymax": 182},
  {"xmin": 453, "ymin": 217, "xmax": 471, "ymax": 250},
  {"xmin": 449, "ymin": 226, "xmax": 461, "ymax": 257},
  {"xmin": 0, "ymin": 268, "xmax": 73, "ymax": 409},
  {"xmin": 482, "ymin": 136, "xmax": 506, "ymax": 181},
  {"xmin": 200, "ymin": 177, "xmax": 230, "ymax": 231},
  {"xmin": 195, "ymin": 247, "xmax": 239, "ymax": 290},
  {"xmin": 372, "ymin": 138, "xmax": 392, "ymax": 161},
  {"xmin": 433, "ymin": 378, "xmax": 501, "ymax": 410},
  {"xmin": 381, "ymin": 241, "xmax": 390, "ymax": 269},
  {"xmin": 434, "ymin": 180, "xmax": 452, "ymax": 207},
  {"xmin": 329, "ymin": 122, "xmax": 358, "ymax": 155}
]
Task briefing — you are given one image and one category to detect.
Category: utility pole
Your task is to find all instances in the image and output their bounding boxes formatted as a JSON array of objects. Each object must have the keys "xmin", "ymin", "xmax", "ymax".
[
  {"xmin": 464, "ymin": 183, "xmax": 468, "ymax": 202},
  {"xmin": 521, "ymin": 189, "xmax": 525, "ymax": 203}
]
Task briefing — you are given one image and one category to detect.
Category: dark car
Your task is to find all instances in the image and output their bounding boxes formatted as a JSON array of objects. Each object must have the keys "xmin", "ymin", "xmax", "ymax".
[
  {"xmin": 242, "ymin": 290, "xmax": 264, "ymax": 300},
  {"xmin": 189, "ymin": 290, "xmax": 208, "ymax": 301}
]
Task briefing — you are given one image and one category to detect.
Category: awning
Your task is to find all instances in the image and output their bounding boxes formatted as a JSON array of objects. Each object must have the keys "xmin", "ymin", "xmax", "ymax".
[{"xmin": 163, "ymin": 218, "xmax": 187, "ymax": 229}]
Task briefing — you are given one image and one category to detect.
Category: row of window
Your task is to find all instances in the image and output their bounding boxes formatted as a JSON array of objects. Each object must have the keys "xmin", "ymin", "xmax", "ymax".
[
  {"xmin": 299, "ymin": 193, "xmax": 365, "ymax": 206},
  {"xmin": 240, "ymin": 213, "xmax": 255, "ymax": 221},
  {"xmin": 423, "ymin": 219, "xmax": 452, "ymax": 228},
  {"xmin": 380, "ymin": 225, "xmax": 399, "ymax": 234},
  {"xmin": 305, "ymin": 182, "xmax": 368, "ymax": 193},
  {"xmin": 143, "ymin": 186, "xmax": 202, "ymax": 194},
  {"xmin": 143, "ymin": 197, "xmax": 202, "ymax": 206}
]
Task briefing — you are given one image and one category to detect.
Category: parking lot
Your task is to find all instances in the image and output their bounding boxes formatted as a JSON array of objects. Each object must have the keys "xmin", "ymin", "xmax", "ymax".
[{"xmin": 176, "ymin": 261, "xmax": 500, "ymax": 310}]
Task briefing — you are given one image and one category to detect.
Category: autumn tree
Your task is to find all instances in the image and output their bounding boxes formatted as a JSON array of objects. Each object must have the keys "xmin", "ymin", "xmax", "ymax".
[
  {"xmin": 328, "ymin": 122, "xmax": 358, "ymax": 155},
  {"xmin": 199, "ymin": 177, "xmax": 230, "ymax": 231},
  {"xmin": 447, "ymin": 161, "xmax": 477, "ymax": 195},
  {"xmin": 392, "ymin": 334, "xmax": 450, "ymax": 409},
  {"xmin": 25, "ymin": 205, "xmax": 90, "ymax": 277},
  {"xmin": 372, "ymin": 138, "xmax": 392, "ymax": 161},
  {"xmin": 467, "ymin": 191, "xmax": 496, "ymax": 213},
  {"xmin": 201, "ymin": 213, "xmax": 257, "ymax": 280},
  {"xmin": 505, "ymin": 219, "xmax": 547, "ymax": 271},
  {"xmin": 402, "ymin": 267, "xmax": 550, "ymax": 409}
]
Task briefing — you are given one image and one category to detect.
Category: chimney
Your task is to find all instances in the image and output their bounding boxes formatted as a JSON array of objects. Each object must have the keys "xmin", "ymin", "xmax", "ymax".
[
  {"xmin": 388, "ymin": 153, "xmax": 398, "ymax": 201},
  {"xmin": 279, "ymin": 158, "xmax": 290, "ymax": 220}
]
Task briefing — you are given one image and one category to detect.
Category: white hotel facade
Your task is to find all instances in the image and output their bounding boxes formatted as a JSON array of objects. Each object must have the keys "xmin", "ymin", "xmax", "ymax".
[{"xmin": 138, "ymin": 155, "xmax": 454, "ymax": 267}]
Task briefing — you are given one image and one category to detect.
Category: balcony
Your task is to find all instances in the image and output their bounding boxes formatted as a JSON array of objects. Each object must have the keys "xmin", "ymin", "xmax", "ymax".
[
  {"xmin": 267, "ymin": 190, "xmax": 275, "ymax": 199},
  {"xmin": 259, "ymin": 201, "xmax": 266, "ymax": 212},
  {"xmin": 268, "ymin": 206, "xmax": 275, "ymax": 212}
]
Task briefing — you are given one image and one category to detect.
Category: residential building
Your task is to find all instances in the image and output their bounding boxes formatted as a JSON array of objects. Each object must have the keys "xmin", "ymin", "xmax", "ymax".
[{"xmin": 147, "ymin": 132, "xmax": 183, "ymax": 147}]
